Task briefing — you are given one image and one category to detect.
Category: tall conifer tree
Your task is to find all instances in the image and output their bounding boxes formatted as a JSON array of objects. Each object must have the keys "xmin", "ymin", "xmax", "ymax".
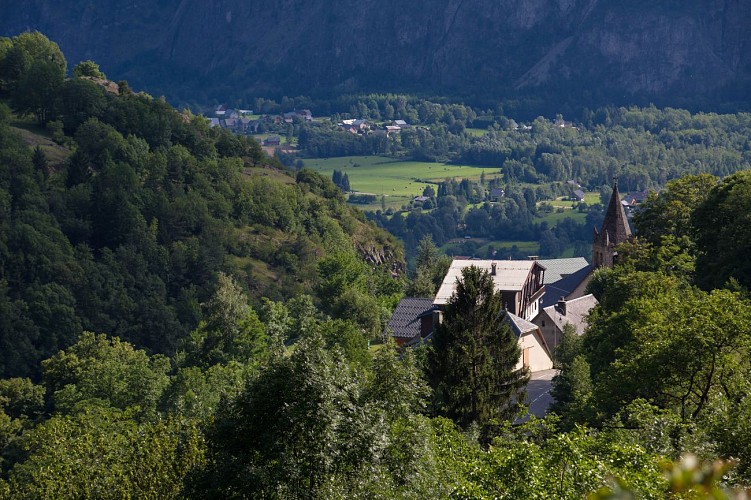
[{"xmin": 428, "ymin": 266, "xmax": 529, "ymax": 432}]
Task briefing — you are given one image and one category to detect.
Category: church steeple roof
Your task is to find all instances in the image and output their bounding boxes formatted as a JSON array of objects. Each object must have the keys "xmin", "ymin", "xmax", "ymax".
[{"xmin": 594, "ymin": 178, "xmax": 631, "ymax": 247}]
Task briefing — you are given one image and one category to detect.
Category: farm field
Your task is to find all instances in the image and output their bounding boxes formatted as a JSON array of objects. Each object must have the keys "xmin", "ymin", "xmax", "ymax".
[
  {"xmin": 465, "ymin": 128, "xmax": 490, "ymax": 137},
  {"xmin": 305, "ymin": 156, "xmax": 501, "ymax": 210},
  {"xmin": 536, "ymin": 208, "xmax": 588, "ymax": 225},
  {"xmin": 441, "ymin": 238, "xmax": 540, "ymax": 259}
]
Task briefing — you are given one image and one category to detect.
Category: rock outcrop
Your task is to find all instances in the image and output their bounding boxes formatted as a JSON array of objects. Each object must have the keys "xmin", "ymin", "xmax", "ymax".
[{"xmin": 2, "ymin": 1, "xmax": 749, "ymax": 108}]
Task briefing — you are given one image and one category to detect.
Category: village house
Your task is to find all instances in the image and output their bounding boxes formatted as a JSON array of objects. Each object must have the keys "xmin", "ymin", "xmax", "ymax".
[
  {"xmin": 504, "ymin": 312, "xmax": 554, "ymax": 371},
  {"xmin": 536, "ymin": 257, "xmax": 593, "ymax": 309},
  {"xmin": 386, "ymin": 182, "xmax": 630, "ymax": 370},
  {"xmin": 385, "ymin": 298, "xmax": 434, "ymax": 346},
  {"xmin": 339, "ymin": 119, "xmax": 371, "ymax": 134},
  {"xmin": 434, "ymin": 259, "xmax": 546, "ymax": 322},
  {"xmin": 489, "ymin": 187, "xmax": 505, "ymax": 201},
  {"xmin": 571, "ymin": 189, "xmax": 585, "ymax": 202},
  {"xmin": 532, "ymin": 294, "xmax": 598, "ymax": 350}
]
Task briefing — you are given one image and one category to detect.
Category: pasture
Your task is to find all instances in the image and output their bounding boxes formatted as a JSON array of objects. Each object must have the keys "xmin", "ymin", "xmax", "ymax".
[
  {"xmin": 304, "ymin": 156, "xmax": 501, "ymax": 209},
  {"xmin": 441, "ymin": 238, "xmax": 540, "ymax": 259}
]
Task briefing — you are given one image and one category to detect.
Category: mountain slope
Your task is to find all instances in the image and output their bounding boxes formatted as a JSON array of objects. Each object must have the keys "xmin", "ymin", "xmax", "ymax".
[{"xmin": 2, "ymin": 1, "xmax": 749, "ymax": 108}]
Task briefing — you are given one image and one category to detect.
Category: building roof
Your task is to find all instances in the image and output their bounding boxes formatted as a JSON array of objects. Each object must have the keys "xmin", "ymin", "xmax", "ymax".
[
  {"xmin": 434, "ymin": 259, "xmax": 544, "ymax": 306},
  {"xmin": 386, "ymin": 297, "xmax": 434, "ymax": 339},
  {"xmin": 536, "ymin": 257, "xmax": 589, "ymax": 284},
  {"xmin": 505, "ymin": 312, "xmax": 553, "ymax": 359},
  {"xmin": 542, "ymin": 293, "xmax": 598, "ymax": 335},
  {"xmin": 595, "ymin": 180, "xmax": 632, "ymax": 246},
  {"xmin": 539, "ymin": 263, "xmax": 593, "ymax": 309},
  {"xmin": 573, "ymin": 189, "xmax": 585, "ymax": 199},
  {"xmin": 505, "ymin": 311, "xmax": 538, "ymax": 338}
]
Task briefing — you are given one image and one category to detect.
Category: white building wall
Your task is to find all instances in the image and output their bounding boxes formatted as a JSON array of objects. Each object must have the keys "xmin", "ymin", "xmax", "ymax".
[{"xmin": 515, "ymin": 330, "xmax": 553, "ymax": 372}]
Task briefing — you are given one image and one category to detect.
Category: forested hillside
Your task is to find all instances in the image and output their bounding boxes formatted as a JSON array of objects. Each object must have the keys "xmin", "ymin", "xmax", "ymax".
[
  {"xmin": 1, "ymin": 32, "xmax": 751, "ymax": 498},
  {"xmin": 0, "ymin": 32, "xmax": 403, "ymax": 378}
]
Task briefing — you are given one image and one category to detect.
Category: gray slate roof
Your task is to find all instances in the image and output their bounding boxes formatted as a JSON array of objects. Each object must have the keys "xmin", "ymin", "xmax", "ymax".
[
  {"xmin": 543, "ymin": 294, "xmax": 598, "ymax": 335},
  {"xmin": 387, "ymin": 298, "xmax": 433, "ymax": 339},
  {"xmin": 537, "ymin": 258, "xmax": 593, "ymax": 309},
  {"xmin": 505, "ymin": 312, "xmax": 539, "ymax": 338},
  {"xmin": 537, "ymin": 258, "xmax": 590, "ymax": 284}
]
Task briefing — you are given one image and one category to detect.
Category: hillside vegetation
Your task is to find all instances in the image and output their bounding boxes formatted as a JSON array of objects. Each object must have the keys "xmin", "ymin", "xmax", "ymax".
[
  {"xmin": 1, "ymin": 32, "xmax": 751, "ymax": 499},
  {"xmin": 0, "ymin": 32, "xmax": 403, "ymax": 378}
]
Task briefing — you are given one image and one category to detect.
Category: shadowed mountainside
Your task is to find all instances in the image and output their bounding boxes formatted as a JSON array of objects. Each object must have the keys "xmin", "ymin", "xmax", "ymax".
[{"xmin": 2, "ymin": 0, "xmax": 749, "ymax": 108}]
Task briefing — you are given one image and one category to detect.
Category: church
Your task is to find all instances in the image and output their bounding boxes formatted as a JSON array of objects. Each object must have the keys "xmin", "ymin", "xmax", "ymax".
[
  {"xmin": 386, "ymin": 181, "xmax": 633, "ymax": 369},
  {"xmin": 592, "ymin": 179, "xmax": 632, "ymax": 268}
]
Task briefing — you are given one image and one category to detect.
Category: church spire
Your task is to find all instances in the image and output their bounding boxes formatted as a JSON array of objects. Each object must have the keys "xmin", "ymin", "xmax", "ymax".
[{"xmin": 592, "ymin": 180, "xmax": 631, "ymax": 267}]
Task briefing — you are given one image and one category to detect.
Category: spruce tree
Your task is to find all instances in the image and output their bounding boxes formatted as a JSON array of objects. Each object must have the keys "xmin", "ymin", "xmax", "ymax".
[
  {"xmin": 428, "ymin": 266, "xmax": 529, "ymax": 432},
  {"xmin": 341, "ymin": 172, "xmax": 351, "ymax": 192}
]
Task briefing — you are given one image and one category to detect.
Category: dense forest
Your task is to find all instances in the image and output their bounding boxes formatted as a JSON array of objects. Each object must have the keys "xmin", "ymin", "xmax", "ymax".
[{"xmin": 1, "ymin": 32, "xmax": 751, "ymax": 498}]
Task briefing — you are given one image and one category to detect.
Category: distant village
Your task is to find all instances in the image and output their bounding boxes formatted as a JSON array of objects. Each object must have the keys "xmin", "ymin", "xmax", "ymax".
[
  {"xmin": 208, "ymin": 104, "xmax": 421, "ymax": 147},
  {"xmin": 207, "ymin": 105, "xmax": 579, "ymax": 148},
  {"xmin": 208, "ymin": 105, "xmax": 647, "ymax": 212}
]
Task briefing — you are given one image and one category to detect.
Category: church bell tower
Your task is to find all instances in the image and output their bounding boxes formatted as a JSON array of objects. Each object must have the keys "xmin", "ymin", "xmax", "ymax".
[{"xmin": 593, "ymin": 177, "xmax": 632, "ymax": 268}]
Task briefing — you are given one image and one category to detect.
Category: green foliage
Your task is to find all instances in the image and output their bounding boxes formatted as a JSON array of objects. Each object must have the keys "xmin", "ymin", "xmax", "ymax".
[
  {"xmin": 368, "ymin": 339, "xmax": 430, "ymax": 421},
  {"xmin": 426, "ymin": 416, "xmax": 667, "ymax": 499},
  {"xmin": 428, "ymin": 266, "xmax": 529, "ymax": 434},
  {"xmin": 0, "ymin": 43, "xmax": 403, "ymax": 377},
  {"xmin": 160, "ymin": 362, "xmax": 248, "ymax": 422},
  {"xmin": 203, "ymin": 332, "xmax": 387, "ymax": 498},
  {"xmin": 693, "ymin": 170, "xmax": 751, "ymax": 290},
  {"xmin": 550, "ymin": 355, "xmax": 594, "ymax": 429},
  {"xmin": 408, "ymin": 234, "xmax": 451, "ymax": 297},
  {"xmin": 316, "ymin": 251, "xmax": 395, "ymax": 336},
  {"xmin": 589, "ymin": 285, "xmax": 751, "ymax": 424},
  {"xmin": 5, "ymin": 407, "xmax": 205, "ymax": 499},
  {"xmin": 41, "ymin": 332, "xmax": 170, "ymax": 416},
  {"xmin": 72, "ymin": 60, "xmax": 105, "ymax": 79},
  {"xmin": 180, "ymin": 273, "xmax": 268, "ymax": 368},
  {"xmin": 0, "ymin": 32, "xmax": 66, "ymax": 97},
  {"xmin": 633, "ymin": 173, "xmax": 717, "ymax": 247}
]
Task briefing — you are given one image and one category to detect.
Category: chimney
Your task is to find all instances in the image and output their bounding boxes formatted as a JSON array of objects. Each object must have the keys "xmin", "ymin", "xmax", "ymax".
[
  {"xmin": 491, "ymin": 262, "xmax": 497, "ymax": 276},
  {"xmin": 557, "ymin": 297, "xmax": 567, "ymax": 316}
]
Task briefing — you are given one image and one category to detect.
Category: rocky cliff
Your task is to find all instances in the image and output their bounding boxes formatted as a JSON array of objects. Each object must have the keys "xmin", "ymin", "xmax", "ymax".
[{"xmin": 2, "ymin": 0, "xmax": 749, "ymax": 108}]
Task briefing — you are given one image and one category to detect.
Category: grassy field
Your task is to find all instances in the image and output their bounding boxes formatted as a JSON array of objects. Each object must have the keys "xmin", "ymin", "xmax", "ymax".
[
  {"xmin": 536, "ymin": 208, "xmax": 587, "ymax": 225},
  {"xmin": 536, "ymin": 191, "xmax": 596, "ymax": 226},
  {"xmin": 464, "ymin": 128, "xmax": 489, "ymax": 137},
  {"xmin": 441, "ymin": 238, "xmax": 540, "ymax": 258},
  {"xmin": 305, "ymin": 156, "xmax": 501, "ymax": 210},
  {"xmin": 10, "ymin": 117, "xmax": 70, "ymax": 168}
]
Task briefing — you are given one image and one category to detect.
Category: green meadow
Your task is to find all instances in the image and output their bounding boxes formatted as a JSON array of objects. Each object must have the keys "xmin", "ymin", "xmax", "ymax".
[
  {"xmin": 304, "ymin": 156, "xmax": 501, "ymax": 209},
  {"xmin": 441, "ymin": 239, "xmax": 540, "ymax": 258}
]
